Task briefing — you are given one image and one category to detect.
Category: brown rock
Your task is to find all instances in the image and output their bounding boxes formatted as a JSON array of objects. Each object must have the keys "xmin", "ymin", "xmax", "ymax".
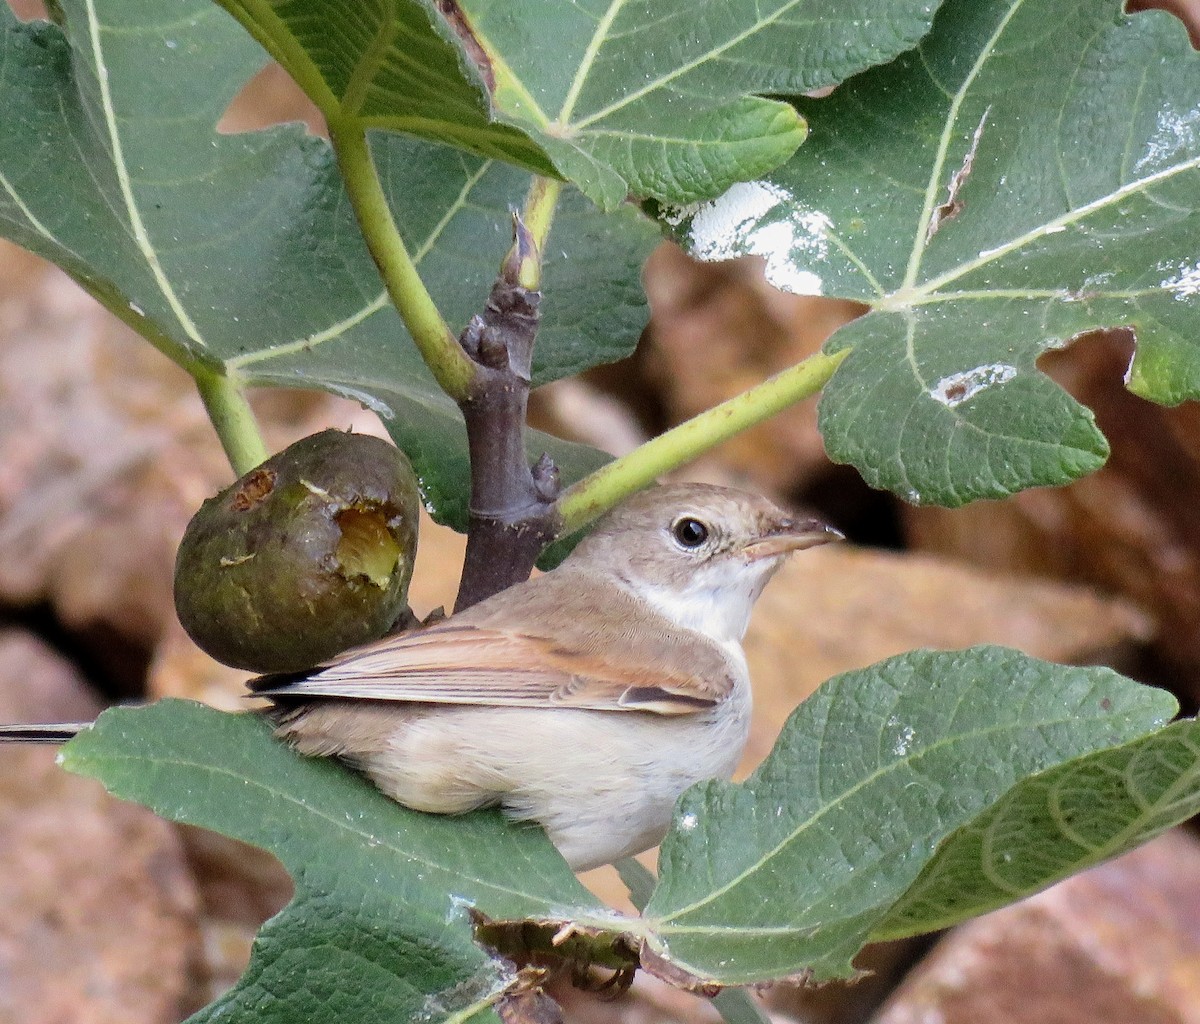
[
  {"xmin": 875, "ymin": 830, "xmax": 1200, "ymax": 1024},
  {"xmin": 146, "ymin": 619, "xmax": 256, "ymax": 709},
  {"xmin": 549, "ymin": 972, "xmax": 725, "ymax": 1024},
  {"xmin": 6, "ymin": 1, "xmax": 46, "ymax": 21},
  {"xmin": 764, "ymin": 939, "xmax": 930, "ymax": 1024},
  {"xmin": 0, "ymin": 246, "xmax": 310, "ymax": 686},
  {"xmin": 174, "ymin": 826, "xmax": 293, "ymax": 1005},
  {"xmin": 0, "ymin": 629, "xmax": 102, "ymax": 725},
  {"xmin": 739, "ymin": 543, "xmax": 1152, "ymax": 769},
  {"xmin": 0, "ymin": 240, "xmax": 422, "ymax": 704},
  {"xmin": 217, "ymin": 61, "xmax": 324, "ymax": 138},
  {"xmin": 0, "ymin": 630, "xmax": 202, "ymax": 1024},
  {"xmin": 529, "ymin": 377, "xmax": 648, "ymax": 458}
]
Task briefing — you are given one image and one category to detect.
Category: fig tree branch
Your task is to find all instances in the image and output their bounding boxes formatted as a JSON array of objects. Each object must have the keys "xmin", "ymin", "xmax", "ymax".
[
  {"xmin": 332, "ymin": 123, "xmax": 564, "ymax": 608},
  {"xmin": 453, "ymin": 177, "xmax": 564, "ymax": 611}
]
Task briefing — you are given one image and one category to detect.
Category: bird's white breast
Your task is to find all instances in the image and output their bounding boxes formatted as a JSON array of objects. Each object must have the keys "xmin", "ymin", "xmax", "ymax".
[{"xmin": 351, "ymin": 674, "xmax": 752, "ymax": 871}]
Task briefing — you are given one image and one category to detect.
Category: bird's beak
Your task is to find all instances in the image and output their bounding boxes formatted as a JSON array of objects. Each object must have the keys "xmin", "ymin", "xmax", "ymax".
[{"xmin": 743, "ymin": 517, "xmax": 844, "ymax": 562}]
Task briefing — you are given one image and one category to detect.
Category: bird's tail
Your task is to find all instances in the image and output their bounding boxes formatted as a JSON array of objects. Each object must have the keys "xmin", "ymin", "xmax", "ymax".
[{"xmin": 0, "ymin": 723, "xmax": 89, "ymax": 743}]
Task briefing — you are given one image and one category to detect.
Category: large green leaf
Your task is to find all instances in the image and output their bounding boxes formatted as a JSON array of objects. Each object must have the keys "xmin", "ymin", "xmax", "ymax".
[
  {"xmin": 61, "ymin": 701, "xmax": 604, "ymax": 1024},
  {"xmin": 215, "ymin": 0, "xmax": 951, "ymax": 210},
  {"xmin": 63, "ymin": 651, "xmax": 1198, "ymax": 1008},
  {"xmin": 659, "ymin": 0, "xmax": 1200, "ymax": 506},
  {"xmin": 639, "ymin": 647, "xmax": 1177, "ymax": 985},
  {"xmin": 0, "ymin": 0, "xmax": 656, "ymax": 526}
]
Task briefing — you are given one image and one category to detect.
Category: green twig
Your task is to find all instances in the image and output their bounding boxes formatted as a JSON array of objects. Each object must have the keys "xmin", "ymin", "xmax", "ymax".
[
  {"xmin": 330, "ymin": 123, "xmax": 475, "ymax": 400},
  {"xmin": 518, "ymin": 176, "xmax": 562, "ymax": 288},
  {"xmin": 557, "ymin": 348, "xmax": 850, "ymax": 534},
  {"xmin": 193, "ymin": 366, "xmax": 268, "ymax": 476}
]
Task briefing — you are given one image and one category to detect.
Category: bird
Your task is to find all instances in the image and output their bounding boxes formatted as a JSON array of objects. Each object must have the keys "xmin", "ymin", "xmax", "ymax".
[
  {"xmin": 0, "ymin": 482, "xmax": 841, "ymax": 871},
  {"xmin": 250, "ymin": 482, "xmax": 841, "ymax": 870}
]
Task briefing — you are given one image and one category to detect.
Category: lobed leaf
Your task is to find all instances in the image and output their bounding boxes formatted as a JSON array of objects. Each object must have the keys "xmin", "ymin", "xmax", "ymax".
[
  {"xmin": 215, "ymin": 0, "xmax": 950, "ymax": 209},
  {"xmin": 60, "ymin": 701, "xmax": 605, "ymax": 1024},
  {"xmin": 641, "ymin": 646, "xmax": 1177, "ymax": 985},
  {"xmin": 659, "ymin": 0, "xmax": 1200, "ymax": 506},
  {"xmin": 0, "ymin": 0, "xmax": 657, "ymax": 527}
]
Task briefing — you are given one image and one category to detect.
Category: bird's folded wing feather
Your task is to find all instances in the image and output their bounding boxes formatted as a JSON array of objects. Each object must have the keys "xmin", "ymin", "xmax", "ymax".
[{"xmin": 251, "ymin": 622, "xmax": 728, "ymax": 715}]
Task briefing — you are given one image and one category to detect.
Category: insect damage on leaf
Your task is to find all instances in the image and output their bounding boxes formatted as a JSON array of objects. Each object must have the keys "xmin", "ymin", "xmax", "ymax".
[
  {"xmin": 435, "ymin": 1, "xmax": 496, "ymax": 92},
  {"xmin": 469, "ymin": 906, "xmax": 640, "ymax": 994},
  {"xmin": 926, "ymin": 106, "xmax": 992, "ymax": 242}
]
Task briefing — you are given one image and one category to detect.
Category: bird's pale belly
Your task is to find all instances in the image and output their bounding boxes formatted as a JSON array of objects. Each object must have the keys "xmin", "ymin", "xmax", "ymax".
[{"xmin": 286, "ymin": 696, "xmax": 751, "ymax": 871}]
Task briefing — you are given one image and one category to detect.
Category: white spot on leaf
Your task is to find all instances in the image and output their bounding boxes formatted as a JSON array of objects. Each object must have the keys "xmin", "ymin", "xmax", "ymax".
[
  {"xmin": 1135, "ymin": 104, "xmax": 1200, "ymax": 172},
  {"xmin": 686, "ymin": 180, "xmax": 786, "ymax": 239},
  {"xmin": 927, "ymin": 106, "xmax": 991, "ymax": 242},
  {"xmin": 333, "ymin": 386, "xmax": 396, "ymax": 420},
  {"xmin": 445, "ymin": 893, "xmax": 475, "ymax": 925},
  {"xmin": 930, "ymin": 363, "xmax": 1018, "ymax": 408},
  {"xmin": 1161, "ymin": 259, "xmax": 1200, "ymax": 300},
  {"xmin": 679, "ymin": 812, "xmax": 698, "ymax": 831},
  {"xmin": 893, "ymin": 725, "xmax": 916, "ymax": 757},
  {"xmin": 679, "ymin": 181, "xmax": 830, "ymax": 296}
]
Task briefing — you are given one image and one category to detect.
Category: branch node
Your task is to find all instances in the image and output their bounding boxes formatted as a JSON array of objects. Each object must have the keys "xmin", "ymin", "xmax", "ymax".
[
  {"xmin": 477, "ymin": 325, "xmax": 511, "ymax": 370},
  {"xmin": 531, "ymin": 453, "xmax": 560, "ymax": 502},
  {"xmin": 460, "ymin": 315, "xmax": 485, "ymax": 359}
]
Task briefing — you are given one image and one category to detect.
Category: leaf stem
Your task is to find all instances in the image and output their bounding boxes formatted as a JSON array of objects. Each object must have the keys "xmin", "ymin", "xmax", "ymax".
[
  {"xmin": 615, "ymin": 857, "xmax": 657, "ymax": 912},
  {"xmin": 710, "ymin": 989, "xmax": 773, "ymax": 1024},
  {"xmin": 330, "ymin": 124, "xmax": 475, "ymax": 400},
  {"xmin": 192, "ymin": 366, "xmax": 268, "ymax": 476},
  {"xmin": 519, "ymin": 176, "xmax": 562, "ymax": 288},
  {"xmin": 557, "ymin": 348, "xmax": 850, "ymax": 534}
]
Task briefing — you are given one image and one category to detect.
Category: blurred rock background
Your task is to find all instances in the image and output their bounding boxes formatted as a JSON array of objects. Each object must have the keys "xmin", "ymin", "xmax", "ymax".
[{"xmin": 2, "ymin": 2, "xmax": 1199, "ymax": 1022}]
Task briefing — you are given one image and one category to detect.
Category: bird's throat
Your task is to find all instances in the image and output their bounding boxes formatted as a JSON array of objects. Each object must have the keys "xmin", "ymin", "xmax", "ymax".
[{"xmin": 626, "ymin": 563, "xmax": 775, "ymax": 646}]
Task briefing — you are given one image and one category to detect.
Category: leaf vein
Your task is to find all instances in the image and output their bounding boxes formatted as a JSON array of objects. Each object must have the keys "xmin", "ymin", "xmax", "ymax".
[
  {"xmin": 556, "ymin": 0, "xmax": 628, "ymax": 125},
  {"xmin": 904, "ymin": 0, "xmax": 1026, "ymax": 290},
  {"xmin": 570, "ymin": 0, "xmax": 817, "ymax": 130},
  {"xmin": 0, "ymin": 170, "xmax": 60, "ymax": 245},
  {"xmin": 83, "ymin": 0, "xmax": 204, "ymax": 347},
  {"xmin": 79, "ymin": 747, "xmax": 569, "ymax": 910}
]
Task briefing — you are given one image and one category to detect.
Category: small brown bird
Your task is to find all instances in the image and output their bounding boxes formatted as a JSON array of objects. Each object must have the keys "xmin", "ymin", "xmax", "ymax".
[
  {"xmin": 251, "ymin": 483, "xmax": 840, "ymax": 869},
  {"xmin": 0, "ymin": 483, "xmax": 840, "ymax": 870}
]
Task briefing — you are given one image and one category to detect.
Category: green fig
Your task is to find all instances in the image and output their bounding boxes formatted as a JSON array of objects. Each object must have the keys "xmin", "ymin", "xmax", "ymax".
[{"xmin": 174, "ymin": 429, "xmax": 419, "ymax": 672}]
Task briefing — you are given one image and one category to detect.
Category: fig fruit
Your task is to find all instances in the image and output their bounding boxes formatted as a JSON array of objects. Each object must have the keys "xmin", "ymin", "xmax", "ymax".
[{"xmin": 174, "ymin": 429, "xmax": 419, "ymax": 672}]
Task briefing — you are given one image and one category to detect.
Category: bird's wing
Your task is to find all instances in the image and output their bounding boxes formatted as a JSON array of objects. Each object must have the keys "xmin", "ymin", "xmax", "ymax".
[{"xmin": 251, "ymin": 621, "xmax": 729, "ymax": 715}]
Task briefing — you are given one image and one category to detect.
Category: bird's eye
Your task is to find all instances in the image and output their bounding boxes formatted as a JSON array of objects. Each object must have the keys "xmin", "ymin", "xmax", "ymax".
[{"xmin": 672, "ymin": 516, "xmax": 709, "ymax": 549}]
